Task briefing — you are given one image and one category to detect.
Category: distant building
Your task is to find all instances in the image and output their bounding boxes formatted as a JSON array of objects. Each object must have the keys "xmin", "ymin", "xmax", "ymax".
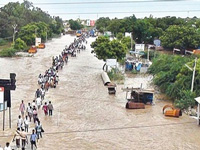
[
  {"xmin": 63, "ymin": 21, "xmax": 71, "ymax": 32},
  {"xmin": 86, "ymin": 19, "xmax": 90, "ymax": 26},
  {"xmin": 90, "ymin": 20, "xmax": 95, "ymax": 26},
  {"xmin": 86, "ymin": 19, "xmax": 96, "ymax": 27}
]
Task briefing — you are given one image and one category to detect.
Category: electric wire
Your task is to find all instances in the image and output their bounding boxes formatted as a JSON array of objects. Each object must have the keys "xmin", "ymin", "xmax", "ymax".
[
  {"xmin": 51, "ymin": 10, "xmax": 200, "ymax": 15},
  {"xmin": 0, "ymin": 121, "xmax": 195, "ymax": 138},
  {"xmin": 0, "ymin": 0, "xmax": 196, "ymax": 6}
]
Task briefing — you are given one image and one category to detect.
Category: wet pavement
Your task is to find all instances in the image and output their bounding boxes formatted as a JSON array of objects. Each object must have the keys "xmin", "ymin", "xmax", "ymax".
[{"xmin": 0, "ymin": 35, "xmax": 200, "ymax": 150}]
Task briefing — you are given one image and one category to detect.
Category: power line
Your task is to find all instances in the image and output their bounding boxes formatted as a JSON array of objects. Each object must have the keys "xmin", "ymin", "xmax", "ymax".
[
  {"xmin": 0, "ymin": 0, "xmax": 192, "ymax": 6},
  {"xmin": 0, "ymin": 121, "xmax": 195, "ymax": 138},
  {"xmin": 50, "ymin": 9, "xmax": 200, "ymax": 15},
  {"xmin": 32, "ymin": 0, "xmax": 190, "ymax": 5}
]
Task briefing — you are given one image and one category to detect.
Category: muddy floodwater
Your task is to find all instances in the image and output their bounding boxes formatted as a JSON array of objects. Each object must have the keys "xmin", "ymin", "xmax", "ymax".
[{"xmin": 1, "ymin": 35, "xmax": 200, "ymax": 150}]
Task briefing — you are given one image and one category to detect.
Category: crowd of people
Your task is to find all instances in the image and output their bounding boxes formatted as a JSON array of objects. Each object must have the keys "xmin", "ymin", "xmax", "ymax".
[{"xmin": 1, "ymin": 35, "xmax": 87, "ymax": 150}]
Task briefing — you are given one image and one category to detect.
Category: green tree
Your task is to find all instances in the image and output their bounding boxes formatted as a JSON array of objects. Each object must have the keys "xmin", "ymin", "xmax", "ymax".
[
  {"xmin": 0, "ymin": 1, "xmax": 63, "ymax": 39},
  {"xmin": 18, "ymin": 24, "xmax": 37, "ymax": 45},
  {"xmin": 133, "ymin": 19, "xmax": 153, "ymax": 43},
  {"xmin": 95, "ymin": 17, "xmax": 111, "ymax": 33},
  {"xmin": 121, "ymin": 36, "xmax": 133, "ymax": 50},
  {"xmin": 107, "ymin": 19, "xmax": 122, "ymax": 36},
  {"xmin": 68, "ymin": 19, "xmax": 83, "ymax": 30},
  {"xmin": 14, "ymin": 38, "xmax": 27, "ymax": 51},
  {"xmin": 18, "ymin": 22, "xmax": 49, "ymax": 45},
  {"xmin": 116, "ymin": 32, "xmax": 124, "ymax": 41},
  {"xmin": 148, "ymin": 54, "xmax": 200, "ymax": 109},
  {"xmin": 160, "ymin": 25, "xmax": 200, "ymax": 49},
  {"xmin": 91, "ymin": 36, "xmax": 127, "ymax": 61},
  {"xmin": 174, "ymin": 90, "xmax": 195, "ymax": 110}
]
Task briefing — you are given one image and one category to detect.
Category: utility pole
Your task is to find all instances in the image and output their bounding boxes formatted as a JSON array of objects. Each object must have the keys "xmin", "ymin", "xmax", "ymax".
[
  {"xmin": 147, "ymin": 45, "xmax": 150, "ymax": 61},
  {"xmin": 12, "ymin": 24, "xmax": 17, "ymax": 44},
  {"xmin": 131, "ymin": 33, "xmax": 133, "ymax": 50},
  {"xmin": 191, "ymin": 57, "xmax": 197, "ymax": 92},
  {"xmin": 35, "ymin": 28, "xmax": 37, "ymax": 37},
  {"xmin": 185, "ymin": 57, "xmax": 197, "ymax": 92},
  {"xmin": 46, "ymin": 31, "xmax": 48, "ymax": 42}
]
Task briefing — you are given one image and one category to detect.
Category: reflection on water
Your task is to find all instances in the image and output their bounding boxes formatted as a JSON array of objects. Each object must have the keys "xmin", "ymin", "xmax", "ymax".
[{"xmin": 0, "ymin": 35, "xmax": 200, "ymax": 150}]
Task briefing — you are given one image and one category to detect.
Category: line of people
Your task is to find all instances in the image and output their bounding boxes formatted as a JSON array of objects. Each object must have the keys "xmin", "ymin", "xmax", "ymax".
[{"xmin": 2, "ymin": 36, "xmax": 87, "ymax": 150}]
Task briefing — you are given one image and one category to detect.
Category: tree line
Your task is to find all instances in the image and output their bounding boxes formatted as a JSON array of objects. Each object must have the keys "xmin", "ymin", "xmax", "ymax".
[
  {"xmin": 0, "ymin": 0, "xmax": 64, "ymax": 56},
  {"xmin": 95, "ymin": 15, "xmax": 200, "ymax": 50}
]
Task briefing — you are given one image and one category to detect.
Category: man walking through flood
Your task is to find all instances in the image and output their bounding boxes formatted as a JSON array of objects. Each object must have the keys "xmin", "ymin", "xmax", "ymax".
[
  {"xmin": 48, "ymin": 101, "xmax": 54, "ymax": 116},
  {"xmin": 30, "ymin": 129, "xmax": 37, "ymax": 150},
  {"xmin": 21, "ymin": 128, "xmax": 28, "ymax": 149},
  {"xmin": 12, "ymin": 128, "xmax": 21, "ymax": 149}
]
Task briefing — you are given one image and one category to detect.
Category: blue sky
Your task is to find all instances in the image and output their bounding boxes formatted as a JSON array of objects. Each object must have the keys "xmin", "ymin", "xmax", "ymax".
[{"xmin": 0, "ymin": 0, "xmax": 200, "ymax": 20}]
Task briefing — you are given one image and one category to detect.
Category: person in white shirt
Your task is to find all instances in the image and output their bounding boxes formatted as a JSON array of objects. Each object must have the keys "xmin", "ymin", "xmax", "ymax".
[
  {"xmin": 40, "ymin": 88, "xmax": 45, "ymax": 100},
  {"xmin": 24, "ymin": 115, "xmax": 29, "ymax": 132},
  {"xmin": 27, "ymin": 103, "xmax": 33, "ymax": 122},
  {"xmin": 0, "ymin": 145, "xmax": 3, "ymax": 150},
  {"xmin": 17, "ymin": 115, "xmax": 23, "ymax": 130},
  {"xmin": 36, "ymin": 97, "xmax": 42, "ymax": 109},
  {"xmin": 4, "ymin": 142, "xmax": 11, "ymax": 150}
]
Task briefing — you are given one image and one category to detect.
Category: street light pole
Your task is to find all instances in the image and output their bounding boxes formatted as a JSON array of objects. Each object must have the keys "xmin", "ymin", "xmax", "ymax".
[
  {"xmin": 35, "ymin": 28, "xmax": 37, "ymax": 37},
  {"xmin": 131, "ymin": 33, "xmax": 133, "ymax": 50},
  {"xmin": 46, "ymin": 31, "xmax": 48, "ymax": 42},
  {"xmin": 147, "ymin": 45, "xmax": 150, "ymax": 61},
  {"xmin": 191, "ymin": 57, "xmax": 197, "ymax": 92},
  {"xmin": 12, "ymin": 24, "xmax": 17, "ymax": 44},
  {"xmin": 185, "ymin": 57, "xmax": 197, "ymax": 92}
]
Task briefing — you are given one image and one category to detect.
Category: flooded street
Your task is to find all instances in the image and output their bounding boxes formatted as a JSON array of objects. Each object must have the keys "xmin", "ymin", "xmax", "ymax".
[{"xmin": 1, "ymin": 35, "xmax": 200, "ymax": 150}]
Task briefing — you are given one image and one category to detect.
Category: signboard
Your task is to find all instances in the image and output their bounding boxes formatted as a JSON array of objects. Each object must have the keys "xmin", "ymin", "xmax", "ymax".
[
  {"xmin": 0, "ymin": 87, "xmax": 6, "ymax": 111},
  {"xmin": 35, "ymin": 38, "xmax": 41, "ymax": 46},
  {"xmin": 106, "ymin": 59, "xmax": 117, "ymax": 67},
  {"xmin": 154, "ymin": 39, "xmax": 161, "ymax": 47},
  {"xmin": 125, "ymin": 32, "xmax": 131, "ymax": 37},
  {"xmin": 0, "ymin": 87, "xmax": 4, "ymax": 103},
  {"xmin": 135, "ymin": 44, "xmax": 145, "ymax": 52},
  {"xmin": 0, "ymin": 101, "xmax": 7, "ymax": 112}
]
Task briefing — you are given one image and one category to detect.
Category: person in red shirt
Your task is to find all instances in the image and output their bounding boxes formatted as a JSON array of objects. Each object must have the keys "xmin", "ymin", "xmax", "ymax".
[
  {"xmin": 42, "ymin": 102, "xmax": 48, "ymax": 115},
  {"xmin": 19, "ymin": 100, "xmax": 25, "ymax": 118}
]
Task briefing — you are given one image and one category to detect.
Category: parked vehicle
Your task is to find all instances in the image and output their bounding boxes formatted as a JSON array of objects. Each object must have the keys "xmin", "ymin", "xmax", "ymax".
[
  {"xmin": 107, "ymin": 83, "xmax": 116, "ymax": 94},
  {"xmin": 37, "ymin": 43, "xmax": 45, "ymax": 49},
  {"xmin": 122, "ymin": 87, "xmax": 154, "ymax": 109},
  {"xmin": 28, "ymin": 46, "xmax": 37, "ymax": 53},
  {"xmin": 163, "ymin": 105, "xmax": 182, "ymax": 117}
]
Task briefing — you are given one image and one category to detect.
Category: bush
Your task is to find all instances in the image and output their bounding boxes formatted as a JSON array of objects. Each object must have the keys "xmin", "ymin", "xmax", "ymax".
[
  {"xmin": 0, "ymin": 38, "xmax": 8, "ymax": 46},
  {"xmin": 14, "ymin": 38, "xmax": 27, "ymax": 51},
  {"xmin": 174, "ymin": 90, "xmax": 196, "ymax": 110},
  {"xmin": 107, "ymin": 68, "xmax": 124, "ymax": 81},
  {"xmin": 0, "ymin": 47, "xmax": 16, "ymax": 57},
  {"xmin": 148, "ymin": 53, "xmax": 199, "ymax": 110}
]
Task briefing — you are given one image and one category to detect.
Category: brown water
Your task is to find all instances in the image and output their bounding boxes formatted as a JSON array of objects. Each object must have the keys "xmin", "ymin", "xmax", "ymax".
[{"xmin": 0, "ymin": 35, "xmax": 200, "ymax": 150}]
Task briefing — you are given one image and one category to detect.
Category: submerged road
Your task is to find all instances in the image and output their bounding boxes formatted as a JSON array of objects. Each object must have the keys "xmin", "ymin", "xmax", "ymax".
[{"xmin": 0, "ymin": 35, "xmax": 200, "ymax": 150}]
